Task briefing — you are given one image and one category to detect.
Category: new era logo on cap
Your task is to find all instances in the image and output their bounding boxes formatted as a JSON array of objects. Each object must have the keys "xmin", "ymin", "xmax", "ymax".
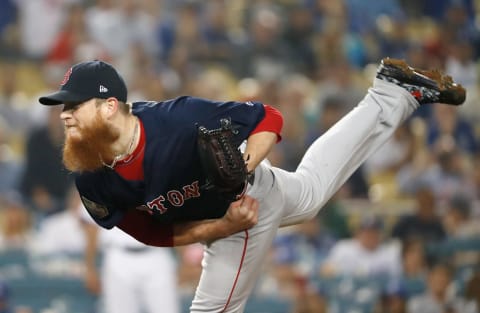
[{"xmin": 99, "ymin": 85, "xmax": 109, "ymax": 93}]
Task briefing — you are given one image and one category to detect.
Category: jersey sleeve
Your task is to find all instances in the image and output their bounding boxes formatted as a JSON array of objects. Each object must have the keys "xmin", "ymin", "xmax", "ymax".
[
  {"xmin": 250, "ymin": 104, "xmax": 283, "ymax": 142},
  {"xmin": 74, "ymin": 171, "xmax": 132, "ymax": 229},
  {"xmin": 180, "ymin": 98, "xmax": 284, "ymax": 142},
  {"xmin": 76, "ymin": 182, "xmax": 125, "ymax": 229},
  {"xmin": 173, "ymin": 96, "xmax": 267, "ymax": 144}
]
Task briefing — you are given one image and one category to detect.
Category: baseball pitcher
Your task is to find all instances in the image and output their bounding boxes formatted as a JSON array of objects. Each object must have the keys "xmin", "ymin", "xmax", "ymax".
[{"xmin": 39, "ymin": 58, "xmax": 465, "ymax": 312}]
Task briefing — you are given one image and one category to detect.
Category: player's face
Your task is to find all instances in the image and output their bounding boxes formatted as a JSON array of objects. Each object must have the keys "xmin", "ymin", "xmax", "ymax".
[
  {"xmin": 61, "ymin": 99, "xmax": 120, "ymax": 172},
  {"xmin": 61, "ymin": 99, "xmax": 97, "ymax": 139}
]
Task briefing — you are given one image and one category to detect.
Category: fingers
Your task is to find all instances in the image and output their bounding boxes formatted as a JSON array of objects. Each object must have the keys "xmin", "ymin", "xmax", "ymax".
[
  {"xmin": 243, "ymin": 196, "xmax": 258, "ymax": 225},
  {"xmin": 238, "ymin": 196, "xmax": 257, "ymax": 212},
  {"xmin": 231, "ymin": 197, "xmax": 243, "ymax": 207},
  {"xmin": 238, "ymin": 203, "xmax": 248, "ymax": 215},
  {"xmin": 226, "ymin": 195, "xmax": 259, "ymax": 228}
]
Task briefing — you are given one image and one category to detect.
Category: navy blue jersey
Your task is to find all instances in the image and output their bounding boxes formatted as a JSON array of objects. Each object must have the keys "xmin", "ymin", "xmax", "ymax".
[{"xmin": 77, "ymin": 96, "xmax": 265, "ymax": 229}]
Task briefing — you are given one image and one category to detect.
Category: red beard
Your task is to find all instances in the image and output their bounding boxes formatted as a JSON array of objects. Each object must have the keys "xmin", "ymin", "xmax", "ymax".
[{"xmin": 63, "ymin": 113, "xmax": 120, "ymax": 172}]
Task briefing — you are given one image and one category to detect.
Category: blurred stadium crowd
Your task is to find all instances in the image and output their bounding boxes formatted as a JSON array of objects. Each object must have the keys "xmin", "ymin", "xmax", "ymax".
[{"xmin": 0, "ymin": 0, "xmax": 480, "ymax": 312}]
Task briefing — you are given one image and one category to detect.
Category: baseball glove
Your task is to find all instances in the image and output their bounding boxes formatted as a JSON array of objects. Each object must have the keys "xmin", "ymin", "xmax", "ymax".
[{"xmin": 197, "ymin": 118, "xmax": 253, "ymax": 202}]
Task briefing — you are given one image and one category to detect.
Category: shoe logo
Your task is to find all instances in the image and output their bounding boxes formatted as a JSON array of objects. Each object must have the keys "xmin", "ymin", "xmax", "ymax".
[
  {"xmin": 411, "ymin": 89, "xmax": 422, "ymax": 100},
  {"xmin": 99, "ymin": 85, "xmax": 109, "ymax": 93}
]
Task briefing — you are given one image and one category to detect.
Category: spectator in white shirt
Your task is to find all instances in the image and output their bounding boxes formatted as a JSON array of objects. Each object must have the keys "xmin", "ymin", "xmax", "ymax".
[{"xmin": 320, "ymin": 214, "xmax": 402, "ymax": 280}]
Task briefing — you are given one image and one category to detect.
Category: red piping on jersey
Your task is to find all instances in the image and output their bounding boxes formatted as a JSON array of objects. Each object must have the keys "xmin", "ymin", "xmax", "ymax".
[{"xmin": 222, "ymin": 229, "xmax": 249, "ymax": 312}]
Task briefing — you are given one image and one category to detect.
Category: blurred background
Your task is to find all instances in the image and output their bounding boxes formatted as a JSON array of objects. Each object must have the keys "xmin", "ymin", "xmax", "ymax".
[{"xmin": 0, "ymin": 0, "xmax": 480, "ymax": 312}]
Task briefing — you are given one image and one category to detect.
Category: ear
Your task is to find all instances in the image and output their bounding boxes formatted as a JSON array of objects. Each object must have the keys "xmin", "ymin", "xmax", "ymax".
[{"xmin": 102, "ymin": 97, "xmax": 119, "ymax": 119}]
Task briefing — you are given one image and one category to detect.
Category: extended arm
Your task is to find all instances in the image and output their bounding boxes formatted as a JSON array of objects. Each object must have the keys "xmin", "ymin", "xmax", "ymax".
[
  {"xmin": 117, "ymin": 196, "xmax": 259, "ymax": 247},
  {"xmin": 243, "ymin": 131, "xmax": 278, "ymax": 172}
]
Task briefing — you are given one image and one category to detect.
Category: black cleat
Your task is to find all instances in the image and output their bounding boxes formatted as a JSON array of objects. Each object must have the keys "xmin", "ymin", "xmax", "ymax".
[{"xmin": 376, "ymin": 58, "xmax": 466, "ymax": 105}]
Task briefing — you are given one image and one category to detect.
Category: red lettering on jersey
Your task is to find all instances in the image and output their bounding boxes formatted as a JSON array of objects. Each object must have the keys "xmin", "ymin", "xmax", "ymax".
[
  {"xmin": 146, "ymin": 181, "xmax": 201, "ymax": 214},
  {"xmin": 61, "ymin": 67, "xmax": 73, "ymax": 86},
  {"xmin": 183, "ymin": 181, "xmax": 200, "ymax": 200},
  {"xmin": 147, "ymin": 195, "xmax": 168, "ymax": 214},
  {"xmin": 167, "ymin": 190, "xmax": 184, "ymax": 207}
]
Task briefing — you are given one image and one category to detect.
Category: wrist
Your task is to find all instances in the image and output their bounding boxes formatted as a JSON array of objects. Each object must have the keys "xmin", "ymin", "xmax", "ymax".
[{"xmin": 215, "ymin": 218, "xmax": 232, "ymax": 238}]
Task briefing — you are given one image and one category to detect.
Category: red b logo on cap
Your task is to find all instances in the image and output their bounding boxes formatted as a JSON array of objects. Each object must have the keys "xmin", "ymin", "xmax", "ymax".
[{"xmin": 60, "ymin": 67, "xmax": 73, "ymax": 86}]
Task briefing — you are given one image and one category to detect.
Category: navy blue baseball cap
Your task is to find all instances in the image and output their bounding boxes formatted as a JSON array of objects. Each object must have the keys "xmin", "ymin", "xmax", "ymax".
[{"xmin": 39, "ymin": 60, "xmax": 127, "ymax": 106}]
